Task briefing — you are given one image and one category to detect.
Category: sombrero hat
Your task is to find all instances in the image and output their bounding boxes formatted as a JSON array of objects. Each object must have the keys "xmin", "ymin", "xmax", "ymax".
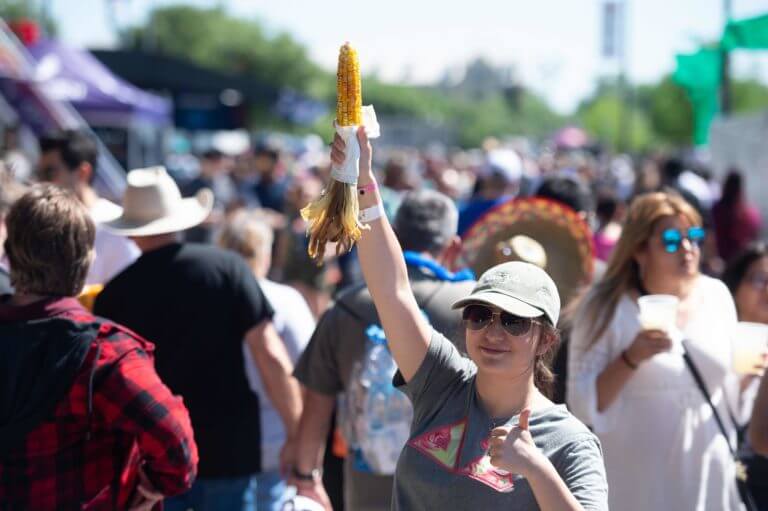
[{"xmin": 459, "ymin": 197, "xmax": 595, "ymax": 307}]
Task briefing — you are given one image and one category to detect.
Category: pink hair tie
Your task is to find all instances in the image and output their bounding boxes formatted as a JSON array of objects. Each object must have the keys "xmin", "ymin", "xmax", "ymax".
[{"xmin": 357, "ymin": 182, "xmax": 378, "ymax": 196}]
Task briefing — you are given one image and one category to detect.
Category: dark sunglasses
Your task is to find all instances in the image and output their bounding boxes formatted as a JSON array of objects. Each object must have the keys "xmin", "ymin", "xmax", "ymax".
[
  {"xmin": 462, "ymin": 304, "xmax": 535, "ymax": 337},
  {"xmin": 661, "ymin": 226, "xmax": 705, "ymax": 253}
]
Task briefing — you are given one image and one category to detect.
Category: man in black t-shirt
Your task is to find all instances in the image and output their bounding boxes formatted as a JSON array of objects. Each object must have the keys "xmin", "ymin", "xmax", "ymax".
[{"xmin": 94, "ymin": 167, "xmax": 302, "ymax": 511}]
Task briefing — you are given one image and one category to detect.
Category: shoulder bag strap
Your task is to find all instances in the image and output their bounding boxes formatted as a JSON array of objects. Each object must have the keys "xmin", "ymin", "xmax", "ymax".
[
  {"xmin": 681, "ymin": 341, "xmax": 736, "ymax": 454},
  {"xmin": 681, "ymin": 340, "xmax": 758, "ymax": 511}
]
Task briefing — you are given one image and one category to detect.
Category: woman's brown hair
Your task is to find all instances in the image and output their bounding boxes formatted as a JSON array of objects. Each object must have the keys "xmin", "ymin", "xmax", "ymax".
[{"xmin": 534, "ymin": 321, "xmax": 561, "ymax": 398}]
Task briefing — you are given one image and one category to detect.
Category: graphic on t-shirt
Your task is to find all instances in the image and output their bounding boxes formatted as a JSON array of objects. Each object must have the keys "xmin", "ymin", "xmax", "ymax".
[
  {"xmin": 408, "ymin": 419, "xmax": 517, "ymax": 493},
  {"xmin": 461, "ymin": 452, "xmax": 516, "ymax": 493},
  {"xmin": 408, "ymin": 418, "xmax": 466, "ymax": 469}
]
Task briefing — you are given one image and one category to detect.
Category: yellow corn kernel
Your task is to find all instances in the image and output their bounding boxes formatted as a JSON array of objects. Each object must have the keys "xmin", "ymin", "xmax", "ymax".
[{"xmin": 336, "ymin": 42, "xmax": 362, "ymax": 126}]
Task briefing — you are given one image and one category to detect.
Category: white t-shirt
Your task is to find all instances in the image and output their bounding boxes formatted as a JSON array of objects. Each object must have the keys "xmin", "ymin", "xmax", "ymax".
[
  {"xmin": 567, "ymin": 276, "xmax": 743, "ymax": 511},
  {"xmin": 86, "ymin": 198, "xmax": 140, "ymax": 286},
  {"xmin": 242, "ymin": 278, "xmax": 315, "ymax": 471}
]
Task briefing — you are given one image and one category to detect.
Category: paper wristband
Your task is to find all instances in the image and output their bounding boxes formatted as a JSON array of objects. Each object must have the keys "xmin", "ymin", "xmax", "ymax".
[{"xmin": 359, "ymin": 203, "xmax": 385, "ymax": 223}]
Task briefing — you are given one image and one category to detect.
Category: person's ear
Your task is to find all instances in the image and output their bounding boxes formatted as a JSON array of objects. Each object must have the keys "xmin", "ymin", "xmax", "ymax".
[
  {"xmin": 78, "ymin": 162, "xmax": 93, "ymax": 185},
  {"xmin": 535, "ymin": 326, "xmax": 556, "ymax": 356}
]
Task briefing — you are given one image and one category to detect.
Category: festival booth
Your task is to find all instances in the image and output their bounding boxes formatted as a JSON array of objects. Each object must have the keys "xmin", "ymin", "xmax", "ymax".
[
  {"xmin": 27, "ymin": 39, "xmax": 172, "ymax": 171},
  {"xmin": 91, "ymin": 49, "xmax": 278, "ymax": 132}
]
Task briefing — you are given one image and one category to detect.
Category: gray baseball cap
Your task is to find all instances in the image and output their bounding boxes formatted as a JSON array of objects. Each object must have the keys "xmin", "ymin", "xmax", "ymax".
[{"xmin": 452, "ymin": 261, "xmax": 561, "ymax": 325}]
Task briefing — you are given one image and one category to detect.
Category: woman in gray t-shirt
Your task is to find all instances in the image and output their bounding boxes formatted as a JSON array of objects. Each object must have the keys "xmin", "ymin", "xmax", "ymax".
[{"xmin": 324, "ymin": 128, "xmax": 608, "ymax": 511}]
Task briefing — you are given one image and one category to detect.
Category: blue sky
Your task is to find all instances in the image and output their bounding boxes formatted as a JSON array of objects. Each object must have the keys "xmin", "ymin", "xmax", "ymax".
[{"xmin": 52, "ymin": 0, "xmax": 768, "ymax": 113}]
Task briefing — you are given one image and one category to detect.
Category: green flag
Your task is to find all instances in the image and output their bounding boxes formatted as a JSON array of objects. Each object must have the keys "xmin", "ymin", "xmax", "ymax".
[
  {"xmin": 672, "ymin": 11, "xmax": 768, "ymax": 145},
  {"xmin": 673, "ymin": 48, "xmax": 721, "ymax": 145},
  {"xmin": 723, "ymin": 13, "xmax": 768, "ymax": 50},
  {"xmin": 674, "ymin": 48, "xmax": 721, "ymax": 89}
]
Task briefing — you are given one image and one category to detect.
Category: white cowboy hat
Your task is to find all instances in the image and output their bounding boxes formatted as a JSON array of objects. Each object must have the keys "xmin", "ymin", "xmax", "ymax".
[{"xmin": 104, "ymin": 166, "xmax": 214, "ymax": 237}]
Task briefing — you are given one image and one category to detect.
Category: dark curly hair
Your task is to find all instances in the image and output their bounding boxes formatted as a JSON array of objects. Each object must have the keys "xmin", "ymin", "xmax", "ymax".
[{"xmin": 722, "ymin": 241, "xmax": 768, "ymax": 295}]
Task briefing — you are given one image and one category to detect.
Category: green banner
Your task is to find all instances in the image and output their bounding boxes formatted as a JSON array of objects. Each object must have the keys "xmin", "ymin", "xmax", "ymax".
[
  {"xmin": 673, "ymin": 48, "xmax": 721, "ymax": 145},
  {"xmin": 673, "ymin": 11, "xmax": 768, "ymax": 145},
  {"xmin": 723, "ymin": 13, "xmax": 768, "ymax": 50},
  {"xmin": 674, "ymin": 48, "xmax": 722, "ymax": 89}
]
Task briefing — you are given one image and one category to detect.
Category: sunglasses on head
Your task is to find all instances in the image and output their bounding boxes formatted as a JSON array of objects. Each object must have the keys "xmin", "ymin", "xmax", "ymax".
[
  {"xmin": 661, "ymin": 226, "xmax": 705, "ymax": 253},
  {"xmin": 462, "ymin": 304, "xmax": 537, "ymax": 337}
]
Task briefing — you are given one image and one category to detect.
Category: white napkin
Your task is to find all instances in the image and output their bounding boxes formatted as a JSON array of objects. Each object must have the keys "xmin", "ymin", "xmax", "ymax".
[{"xmin": 330, "ymin": 105, "xmax": 380, "ymax": 184}]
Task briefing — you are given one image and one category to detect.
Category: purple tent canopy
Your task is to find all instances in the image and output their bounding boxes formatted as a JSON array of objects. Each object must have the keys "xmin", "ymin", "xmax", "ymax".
[{"xmin": 28, "ymin": 39, "xmax": 171, "ymax": 125}]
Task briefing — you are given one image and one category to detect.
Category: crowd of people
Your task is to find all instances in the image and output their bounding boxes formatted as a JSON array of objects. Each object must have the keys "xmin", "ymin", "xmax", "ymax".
[{"xmin": 0, "ymin": 125, "xmax": 767, "ymax": 511}]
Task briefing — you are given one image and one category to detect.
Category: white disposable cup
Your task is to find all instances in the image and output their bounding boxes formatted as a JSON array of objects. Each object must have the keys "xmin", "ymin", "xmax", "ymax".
[
  {"xmin": 638, "ymin": 294, "xmax": 679, "ymax": 333},
  {"xmin": 733, "ymin": 322, "xmax": 768, "ymax": 375}
]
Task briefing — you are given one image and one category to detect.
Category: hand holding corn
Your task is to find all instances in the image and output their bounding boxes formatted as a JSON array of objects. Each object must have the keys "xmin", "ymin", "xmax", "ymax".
[{"xmin": 300, "ymin": 42, "xmax": 368, "ymax": 262}]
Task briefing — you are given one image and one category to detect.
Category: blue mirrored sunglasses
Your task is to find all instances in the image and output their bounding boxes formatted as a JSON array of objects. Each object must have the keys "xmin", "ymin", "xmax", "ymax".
[{"xmin": 661, "ymin": 226, "xmax": 705, "ymax": 253}]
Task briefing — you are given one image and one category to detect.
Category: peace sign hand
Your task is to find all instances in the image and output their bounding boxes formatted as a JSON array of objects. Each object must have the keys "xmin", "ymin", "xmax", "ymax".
[{"xmin": 488, "ymin": 409, "xmax": 543, "ymax": 477}]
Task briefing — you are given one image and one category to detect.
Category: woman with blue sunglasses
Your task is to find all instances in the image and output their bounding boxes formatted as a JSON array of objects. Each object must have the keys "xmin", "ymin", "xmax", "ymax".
[{"xmin": 568, "ymin": 192, "xmax": 745, "ymax": 511}]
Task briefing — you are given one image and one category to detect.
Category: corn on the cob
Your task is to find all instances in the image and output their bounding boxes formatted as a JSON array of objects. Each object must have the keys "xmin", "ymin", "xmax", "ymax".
[
  {"xmin": 336, "ymin": 43, "xmax": 362, "ymax": 126},
  {"xmin": 300, "ymin": 42, "xmax": 367, "ymax": 263}
]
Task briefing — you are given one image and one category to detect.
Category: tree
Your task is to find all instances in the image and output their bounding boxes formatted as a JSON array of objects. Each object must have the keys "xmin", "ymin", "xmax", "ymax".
[
  {"xmin": 126, "ymin": 6, "xmax": 324, "ymax": 95},
  {"xmin": 578, "ymin": 93, "xmax": 654, "ymax": 151},
  {"xmin": 732, "ymin": 78, "xmax": 768, "ymax": 113},
  {"xmin": 636, "ymin": 76, "xmax": 694, "ymax": 146},
  {"xmin": 581, "ymin": 73, "xmax": 768, "ymax": 150},
  {"xmin": 125, "ymin": 5, "xmax": 563, "ymax": 145}
]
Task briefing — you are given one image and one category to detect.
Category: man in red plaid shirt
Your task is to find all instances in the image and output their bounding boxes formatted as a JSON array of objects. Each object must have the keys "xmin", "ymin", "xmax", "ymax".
[{"xmin": 0, "ymin": 185, "xmax": 198, "ymax": 510}]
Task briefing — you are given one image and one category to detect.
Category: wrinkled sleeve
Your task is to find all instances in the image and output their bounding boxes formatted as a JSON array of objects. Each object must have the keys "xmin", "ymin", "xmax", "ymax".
[
  {"xmin": 282, "ymin": 291, "xmax": 316, "ymax": 361},
  {"xmin": 293, "ymin": 307, "xmax": 343, "ymax": 395},
  {"xmin": 95, "ymin": 347, "xmax": 198, "ymax": 496},
  {"xmin": 566, "ymin": 310, "xmax": 624, "ymax": 433}
]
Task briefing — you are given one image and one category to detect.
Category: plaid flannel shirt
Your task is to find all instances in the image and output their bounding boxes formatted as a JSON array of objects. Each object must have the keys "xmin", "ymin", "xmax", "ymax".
[{"xmin": 0, "ymin": 297, "xmax": 198, "ymax": 510}]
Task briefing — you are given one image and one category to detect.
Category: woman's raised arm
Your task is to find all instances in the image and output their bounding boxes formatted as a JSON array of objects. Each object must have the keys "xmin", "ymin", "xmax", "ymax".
[{"xmin": 332, "ymin": 128, "xmax": 432, "ymax": 381}]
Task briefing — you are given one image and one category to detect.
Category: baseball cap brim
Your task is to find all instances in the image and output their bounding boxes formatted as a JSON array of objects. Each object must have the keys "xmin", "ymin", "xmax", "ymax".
[{"xmin": 452, "ymin": 291, "xmax": 545, "ymax": 320}]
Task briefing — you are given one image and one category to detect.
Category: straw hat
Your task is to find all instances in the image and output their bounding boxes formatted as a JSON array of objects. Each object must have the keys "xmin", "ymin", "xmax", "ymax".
[
  {"xmin": 104, "ymin": 166, "xmax": 214, "ymax": 237},
  {"xmin": 460, "ymin": 197, "xmax": 595, "ymax": 306}
]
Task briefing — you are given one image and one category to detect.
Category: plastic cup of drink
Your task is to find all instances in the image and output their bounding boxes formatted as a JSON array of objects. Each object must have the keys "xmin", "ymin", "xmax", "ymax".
[
  {"xmin": 638, "ymin": 294, "xmax": 679, "ymax": 333},
  {"xmin": 732, "ymin": 322, "xmax": 768, "ymax": 375}
]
